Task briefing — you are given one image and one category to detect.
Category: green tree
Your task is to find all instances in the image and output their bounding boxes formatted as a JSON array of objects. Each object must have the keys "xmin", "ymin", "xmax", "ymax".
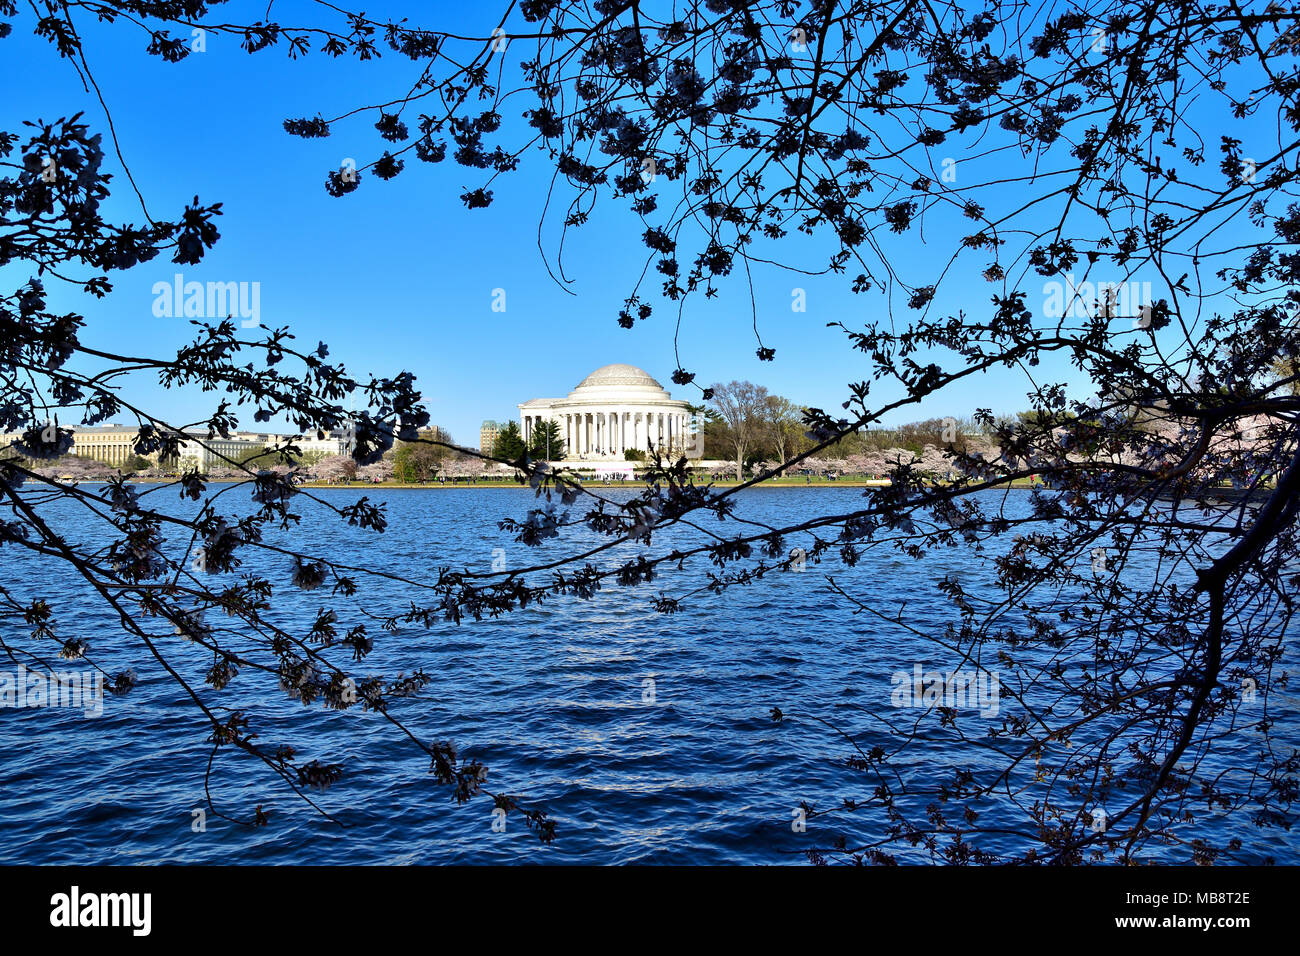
[
  {"xmin": 234, "ymin": 445, "xmax": 270, "ymax": 467},
  {"xmin": 762, "ymin": 394, "xmax": 805, "ymax": 464},
  {"xmin": 294, "ymin": 449, "xmax": 331, "ymax": 467},
  {"xmin": 708, "ymin": 381, "xmax": 769, "ymax": 480},
  {"xmin": 491, "ymin": 421, "xmax": 526, "ymax": 462},
  {"xmin": 393, "ymin": 426, "xmax": 454, "ymax": 481},
  {"xmin": 393, "ymin": 443, "xmax": 438, "ymax": 482},
  {"xmin": 528, "ymin": 419, "xmax": 564, "ymax": 460}
]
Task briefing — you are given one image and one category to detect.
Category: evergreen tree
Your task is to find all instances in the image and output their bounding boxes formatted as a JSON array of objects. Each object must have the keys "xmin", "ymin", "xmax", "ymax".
[
  {"xmin": 528, "ymin": 419, "xmax": 564, "ymax": 460},
  {"xmin": 491, "ymin": 421, "xmax": 526, "ymax": 461}
]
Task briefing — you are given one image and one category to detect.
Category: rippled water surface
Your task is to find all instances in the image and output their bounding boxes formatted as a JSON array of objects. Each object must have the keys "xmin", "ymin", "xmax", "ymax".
[{"xmin": 1, "ymin": 485, "xmax": 1295, "ymax": 864}]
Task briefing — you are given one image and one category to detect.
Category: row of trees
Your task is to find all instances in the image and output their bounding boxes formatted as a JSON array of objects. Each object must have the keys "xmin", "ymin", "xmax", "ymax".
[
  {"xmin": 13, "ymin": 453, "xmax": 151, "ymax": 480},
  {"xmin": 490, "ymin": 420, "xmax": 564, "ymax": 462},
  {"xmin": 704, "ymin": 380, "xmax": 1008, "ymax": 478},
  {"xmin": 477, "ymin": 383, "xmax": 999, "ymax": 478},
  {"xmin": 24, "ymin": 401, "xmax": 1254, "ymax": 491},
  {"xmin": 7, "ymin": 425, "xmax": 482, "ymax": 485},
  {"xmin": 317, "ymin": 449, "xmax": 493, "ymax": 483}
]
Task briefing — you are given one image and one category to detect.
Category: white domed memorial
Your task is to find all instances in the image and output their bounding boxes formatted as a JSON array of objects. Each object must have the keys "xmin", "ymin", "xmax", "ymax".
[{"xmin": 518, "ymin": 364, "xmax": 699, "ymax": 461}]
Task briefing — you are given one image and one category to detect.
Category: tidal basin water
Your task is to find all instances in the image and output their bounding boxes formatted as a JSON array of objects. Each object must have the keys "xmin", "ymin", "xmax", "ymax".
[{"xmin": 0, "ymin": 486, "xmax": 1295, "ymax": 864}]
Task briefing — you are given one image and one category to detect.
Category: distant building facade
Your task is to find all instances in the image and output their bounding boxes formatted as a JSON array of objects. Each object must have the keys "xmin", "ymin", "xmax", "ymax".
[
  {"xmin": 177, "ymin": 430, "xmax": 350, "ymax": 469},
  {"xmin": 480, "ymin": 420, "xmax": 505, "ymax": 453},
  {"xmin": 69, "ymin": 425, "xmax": 142, "ymax": 465},
  {"xmin": 174, "ymin": 436, "xmax": 259, "ymax": 469},
  {"xmin": 1, "ymin": 424, "xmax": 349, "ymax": 470},
  {"xmin": 0, "ymin": 424, "xmax": 151, "ymax": 466},
  {"xmin": 230, "ymin": 431, "xmax": 351, "ymax": 458}
]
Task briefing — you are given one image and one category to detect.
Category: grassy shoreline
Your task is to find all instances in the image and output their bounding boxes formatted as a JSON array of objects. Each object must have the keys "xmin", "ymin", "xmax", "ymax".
[
  {"xmin": 283, "ymin": 477, "xmax": 1048, "ymax": 490},
  {"xmin": 55, "ymin": 476, "xmax": 1048, "ymax": 489}
]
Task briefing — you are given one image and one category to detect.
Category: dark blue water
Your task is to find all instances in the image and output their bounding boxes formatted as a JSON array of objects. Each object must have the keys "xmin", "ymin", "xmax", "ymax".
[{"xmin": 0, "ymin": 485, "xmax": 1295, "ymax": 863}]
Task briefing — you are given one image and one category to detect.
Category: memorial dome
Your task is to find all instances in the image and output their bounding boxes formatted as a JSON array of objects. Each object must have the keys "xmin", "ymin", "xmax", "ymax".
[{"xmin": 569, "ymin": 364, "xmax": 672, "ymax": 399}]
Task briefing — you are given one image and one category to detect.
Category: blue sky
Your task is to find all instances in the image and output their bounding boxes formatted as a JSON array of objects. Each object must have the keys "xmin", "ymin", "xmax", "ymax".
[{"xmin": 0, "ymin": 3, "xmax": 1270, "ymax": 447}]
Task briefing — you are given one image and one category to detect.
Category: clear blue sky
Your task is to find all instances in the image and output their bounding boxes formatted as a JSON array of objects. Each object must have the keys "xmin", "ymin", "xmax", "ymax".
[{"xmin": 0, "ymin": 3, "xmax": 1267, "ymax": 446}]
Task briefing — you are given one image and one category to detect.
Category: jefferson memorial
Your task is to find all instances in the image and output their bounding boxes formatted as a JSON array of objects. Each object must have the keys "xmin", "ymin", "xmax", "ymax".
[{"xmin": 519, "ymin": 364, "xmax": 698, "ymax": 461}]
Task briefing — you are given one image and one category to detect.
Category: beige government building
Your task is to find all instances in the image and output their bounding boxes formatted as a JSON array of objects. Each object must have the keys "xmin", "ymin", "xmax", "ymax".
[
  {"xmin": 1, "ymin": 424, "xmax": 350, "ymax": 469},
  {"xmin": 519, "ymin": 364, "xmax": 699, "ymax": 461}
]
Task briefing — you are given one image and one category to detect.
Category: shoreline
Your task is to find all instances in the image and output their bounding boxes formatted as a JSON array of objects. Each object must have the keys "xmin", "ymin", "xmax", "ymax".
[
  {"xmin": 67, "ymin": 477, "xmax": 1048, "ymax": 490},
  {"xmin": 46, "ymin": 479, "xmax": 1261, "ymax": 500}
]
